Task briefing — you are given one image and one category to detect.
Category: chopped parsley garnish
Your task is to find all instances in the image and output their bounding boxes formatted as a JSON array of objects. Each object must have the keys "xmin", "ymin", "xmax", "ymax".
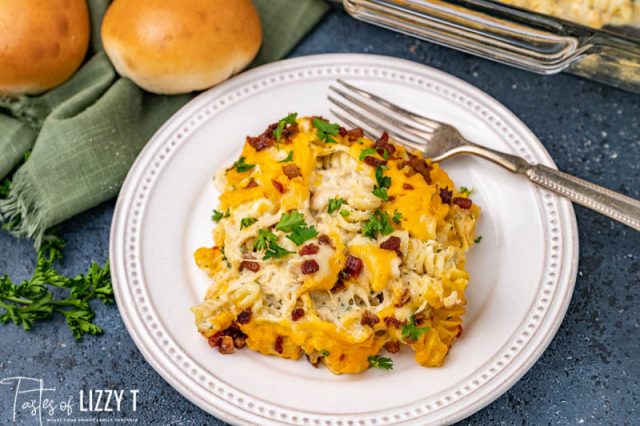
[
  {"xmin": 362, "ymin": 210, "xmax": 394, "ymax": 239},
  {"xmin": 459, "ymin": 186, "xmax": 474, "ymax": 195},
  {"xmin": 392, "ymin": 210, "xmax": 403, "ymax": 224},
  {"xmin": 287, "ymin": 226, "xmax": 318, "ymax": 246},
  {"xmin": 229, "ymin": 156, "xmax": 255, "ymax": 173},
  {"xmin": 327, "ymin": 197, "xmax": 346, "ymax": 214},
  {"xmin": 401, "ymin": 315, "xmax": 430, "ymax": 341},
  {"xmin": 339, "ymin": 209, "xmax": 350, "ymax": 218},
  {"xmin": 240, "ymin": 217, "xmax": 258, "ymax": 229},
  {"xmin": 312, "ymin": 118, "xmax": 340, "ymax": 144},
  {"xmin": 273, "ymin": 113, "xmax": 298, "ymax": 142},
  {"xmin": 368, "ymin": 355, "xmax": 393, "ymax": 370},
  {"xmin": 372, "ymin": 166, "xmax": 391, "ymax": 201},
  {"xmin": 320, "ymin": 349, "xmax": 330, "ymax": 357},
  {"xmin": 212, "ymin": 209, "xmax": 230, "ymax": 222},
  {"xmin": 359, "ymin": 147, "xmax": 377, "ymax": 161},
  {"xmin": 474, "ymin": 236, "xmax": 483, "ymax": 244},
  {"xmin": 278, "ymin": 151, "xmax": 294, "ymax": 163},
  {"xmin": 253, "ymin": 229, "xmax": 294, "ymax": 260},
  {"xmin": 220, "ymin": 246, "xmax": 231, "ymax": 268},
  {"xmin": 275, "ymin": 211, "xmax": 318, "ymax": 246},
  {"xmin": 275, "ymin": 211, "xmax": 306, "ymax": 232}
]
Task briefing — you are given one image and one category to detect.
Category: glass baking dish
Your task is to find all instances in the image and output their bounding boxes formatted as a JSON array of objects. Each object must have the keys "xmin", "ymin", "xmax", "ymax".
[{"xmin": 340, "ymin": 0, "xmax": 640, "ymax": 94}]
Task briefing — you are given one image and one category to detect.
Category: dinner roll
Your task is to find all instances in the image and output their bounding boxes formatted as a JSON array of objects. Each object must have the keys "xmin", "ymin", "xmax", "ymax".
[
  {"xmin": 0, "ymin": 0, "xmax": 90, "ymax": 96},
  {"xmin": 101, "ymin": 0, "xmax": 263, "ymax": 94}
]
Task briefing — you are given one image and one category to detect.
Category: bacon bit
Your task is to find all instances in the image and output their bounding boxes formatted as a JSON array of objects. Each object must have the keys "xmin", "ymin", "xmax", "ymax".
[
  {"xmin": 346, "ymin": 128, "xmax": 364, "ymax": 142},
  {"xmin": 396, "ymin": 160, "xmax": 406, "ymax": 170},
  {"xmin": 374, "ymin": 131, "xmax": 396, "ymax": 156},
  {"xmin": 402, "ymin": 183, "xmax": 414, "ymax": 190},
  {"xmin": 282, "ymin": 164, "xmax": 302, "ymax": 179},
  {"xmin": 301, "ymin": 259, "xmax": 320, "ymax": 274},
  {"xmin": 331, "ymin": 279, "xmax": 346, "ymax": 293},
  {"xmin": 413, "ymin": 313, "xmax": 426, "ymax": 325},
  {"xmin": 239, "ymin": 261, "xmax": 260, "ymax": 273},
  {"xmin": 247, "ymin": 123, "xmax": 277, "ymax": 151},
  {"xmin": 207, "ymin": 331, "xmax": 224, "ymax": 348},
  {"xmin": 291, "ymin": 308, "xmax": 305, "ymax": 321},
  {"xmin": 318, "ymin": 234, "xmax": 333, "ymax": 248},
  {"xmin": 218, "ymin": 335, "xmax": 234, "ymax": 354},
  {"xmin": 245, "ymin": 178, "xmax": 258, "ymax": 188},
  {"xmin": 361, "ymin": 310, "xmax": 380, "ymax": 327},
  {"xmin": 388, "ymin": 195, "xmax": 396, "ymax": 202},
  {"xmin": 236, "ymin": 308, "xmax": 252, "ymax": 324},
  {"xmin": 453, "ymin": 197, "xmax": 473, "ymax": 209},
  {"xmin": 298, "ymin": 244, "xmax": 319, "ymax": 256},
  {"xmin": 339, "ymin": 354, "xmax": 346, "ymax": 361},
  {"xmin": 384, "ymin": 341, "xmax": 401, "ymax": 354},
  {"xmin": 281, "ymin": 123, "xmax": 298, "ymax": 142},
  {"xmin": 383, "ymin": 316, "xmax": 403, "ymax": 328},
  {"xmin": 233, "ymin": 336, "xmax": 246, "ymax": 349},
  {"xmin": 363, "ymin": 156, "xmax": 386, "ymax": 168},
  {"xmin": 439, "ymin": 187, "xmax": 453, "ymax": 204},
  {"xmin": 407, "ymin": 154, "xmax": 432, "ymax": 184},
  {"xmin": 456, "ymin": 325, "xmax": 463, "ymax": 338},
  {"xmin": 271, "ymin": 179, "xmax": 285, "ymax": 193},
  {"xmin": 339, "ymin": 126, "xmax": 347, "ymax": 136},
  {"xmin": 343, "ymin": 255, "xmax": 363, "ymax": 277},
  {"xmin": 380, "ymin": 236, "xmax": 402, "ymax": 257},
  {"xmin": 305, "ymin": 354, "xmax": 321, "ymax": 368},
  {"xmin": 404, "ymin": 168, "xmax": 417, "ymax": 177},
  {"xmin": 394, "ymin": 289, "xmax": 411, "ymax": 308},
  {"xmin": 274, "ymin": 336, "xmax": 284, "ymax": 354}
]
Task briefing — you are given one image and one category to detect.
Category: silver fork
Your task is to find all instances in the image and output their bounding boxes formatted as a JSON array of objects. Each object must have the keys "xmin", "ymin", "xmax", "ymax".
[{"xmin": 328, "ymin": 79, "xmax": 640, "ymax": 231}]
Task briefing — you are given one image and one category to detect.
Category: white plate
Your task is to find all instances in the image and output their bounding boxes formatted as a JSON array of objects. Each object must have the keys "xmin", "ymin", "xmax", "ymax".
[{"xmin": 110, "ymin": 54, "xmax": 578, "ymax": 425}]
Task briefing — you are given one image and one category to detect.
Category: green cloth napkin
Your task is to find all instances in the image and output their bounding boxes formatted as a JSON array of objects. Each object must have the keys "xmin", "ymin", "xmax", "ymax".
[{"xmin": 0, "ymin": 0, "xmax": 329, "ymax": 246}]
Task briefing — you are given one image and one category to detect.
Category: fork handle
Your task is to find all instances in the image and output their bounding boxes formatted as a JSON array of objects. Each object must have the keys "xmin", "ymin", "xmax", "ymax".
[
  {"xmin": 525, "ymin": 164, "xmax": 640, "ymax": 231},
  {"xmin": 459, "ymin": 143, "xmax": 640, "ymax": 230}
]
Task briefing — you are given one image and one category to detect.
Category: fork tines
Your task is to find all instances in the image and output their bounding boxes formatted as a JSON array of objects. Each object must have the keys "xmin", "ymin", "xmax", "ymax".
[{"xmin": 328, "ymin": 79, "xmax": 438, "ymax": 151}]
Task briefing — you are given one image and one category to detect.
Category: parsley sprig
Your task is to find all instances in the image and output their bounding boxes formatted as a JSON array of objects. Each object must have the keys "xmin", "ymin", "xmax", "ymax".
[
  {"xmin": 278, "ymin": 151, "xmax": 294, "ymax": 163},
  {"xmin": 212, "ymin": 209, "xmax": 230, "ymax": 222},
  {"xmin": 362, "ymin": 210, "xmax": 394, "ymax": 239},
  {"xmin": 253, "ymin": 229, "xmax": 294, "ymax": 260},
  {"xmin": 327, "ymin": 198, "xmax": 346, "ymax": 214},
  {"xmin": 229, "ymin": 156, "xmax": 255, "ymax": 173},
  {"xmin": 401, "ymin": 315, "xmax": 430, "ymax": 341},
  {"xmin": 240, "ymin": 217, "xmax": 257, "ymax": 229},
  {"xmin": 359, "ymin": 147, "xmax": 377, "ymax": 161},
  {"xmin": 372, "ymin": 166, "xmax": 391, "ymax": 201},
  {"xmin": 459, "ymin": 186, "xmax": 474, "ymax": 195},
  {"xmin": 276, "ymin": 211, "xmax": 318, "ymax": 246},
  {"xmin": 368, "ymin": 355, "xmax": 393, "ymax": 370},
  {"xmin": 0, "ymin": 236, "xmax": 113, "ymax": 340},
  {"xmin": 312, "ymin": 118, "xmax": 340, "ymax": 144},
  {"xmin": 273, "ymin": 113, "xmax": 298, "ymax": 142}
]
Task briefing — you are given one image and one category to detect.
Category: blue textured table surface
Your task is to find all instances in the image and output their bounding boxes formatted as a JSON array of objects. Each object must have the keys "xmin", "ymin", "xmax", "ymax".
[{"xmin": 1, "ymin": 8, "xmax": 639, "ymax": 425}]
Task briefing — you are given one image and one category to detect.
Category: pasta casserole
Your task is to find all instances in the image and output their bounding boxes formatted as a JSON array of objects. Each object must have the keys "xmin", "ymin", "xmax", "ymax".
[{"xmin": 192, "ymin": 114, "xmax": 480, "ymax": 374}]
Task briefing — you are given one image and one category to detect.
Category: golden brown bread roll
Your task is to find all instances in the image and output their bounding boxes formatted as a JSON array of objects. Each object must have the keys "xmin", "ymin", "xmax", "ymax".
[
  {"xmin": 0, "ymin": 0, "xmax": 90, "ymax": 96},
  {"xmin": 101, "ymin": 0, "xmax": 263, "ymax": 95}
]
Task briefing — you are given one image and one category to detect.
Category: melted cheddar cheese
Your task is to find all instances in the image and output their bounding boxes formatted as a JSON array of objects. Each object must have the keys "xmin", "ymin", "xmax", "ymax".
[{"xmin": 192, "ymin": 116, "xmax": 480, "ymax": 374}]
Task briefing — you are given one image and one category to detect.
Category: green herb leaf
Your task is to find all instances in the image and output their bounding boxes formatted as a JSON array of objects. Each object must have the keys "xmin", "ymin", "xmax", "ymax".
[
  {"xmin": 474, "ymin": 236, "xmax": 483, "ymax": 244},
  {"xmin": 362, "ymin": 210, "xmax": 394, "ymax": 239},
  {"xmin": 459, "ymin": 186, "xmax": 474, "ymax": 195},
  {"xmin": 372, "ymin": 187, "xmax": 389, "ymax": 201},
  {"xmin": 327, "ymin": 198, "xmax": 346, "ymax": 214},
  {"xmin": 359, "ymin": 147, "xmax": 377, "ymax": 161},
  {"xmin": 372, "ymin": 166, "xmax": 392, "ymax": 201},
  {"xmin": 240, "ymin": 217, "xmax": 258, "ymax": 229},
  {"xmin": 392, "ymin": 210, "xmax": 403, "ymax": 224},
  {"xmin": 287, "ymin": 226, "xmax": 318, "ymax": 246},
  {"xmin": 254, "ymin": 229, "xmax": 278, "ymax": 251},
  {"xmin": 212, "ymin": 209, "xmax": 230, "ymax": 222},
  {"xmin": 339, "ymin": 209, "xmax": 350, "ymax": 218},
  {"xmin": 263, "ymin": 243, "xmax": 295, "ymax": 260},
  {"xmin": 220, "ymin": 246, "xmax": 231, "ymax": 268},
  {"xmin": 0, "ymin": 234, "xmax": 113, "ymax": 340},
  {"xmin": 368, "ymin": 355, "xmax": 393, "ymax": 370},
  {"xmin": 278, "ymin": 151, "xmax": 294, "ymax": 163},
  {"xmin": 229, "ymin": 156, "xmax": 255, "ymax": 173},
  {"xmin": 320, "ymin": 349, "xmax": 330, "ymax": 357},
  {"xmin": 275, "ymin": 211, "xmax": 306, "ymax": 233},
  {"xmin": 273, "ymin": 113, "xmax": 298, "ymax": 142},
  {"xmin": 312, "ymin": 118, "xmax": 340, "ymax": 144},
  {"xmin": 401, "ymin": 315, "xmax": 430, "ymax": 341}
]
